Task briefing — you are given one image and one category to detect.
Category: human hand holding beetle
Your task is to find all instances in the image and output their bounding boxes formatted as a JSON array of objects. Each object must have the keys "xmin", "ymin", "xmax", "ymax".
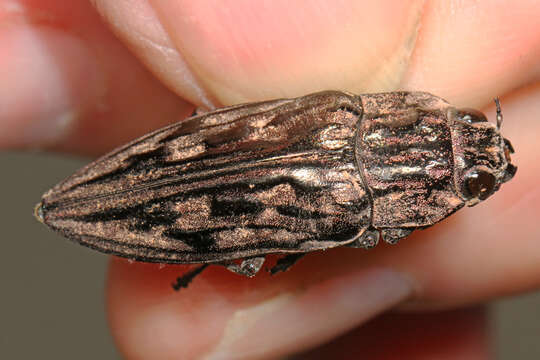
[{"xmin": 2, "ymin": 1, "xmax": 540, "ymax": 359}]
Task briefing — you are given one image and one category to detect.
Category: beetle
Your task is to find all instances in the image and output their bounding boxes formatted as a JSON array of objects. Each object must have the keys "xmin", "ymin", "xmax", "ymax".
[{"xmin": 35, "ymin": 91, "xmax": 516, "ymax": 289}]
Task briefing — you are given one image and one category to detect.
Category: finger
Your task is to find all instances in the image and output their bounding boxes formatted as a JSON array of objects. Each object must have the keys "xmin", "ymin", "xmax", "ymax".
[
  {"xmin": 404, "ymin": 0, "xmax": 540, "ymax": 106},
  {"xmin": 297, "ymin": 307, "xmax": 490, "ymax": 359},
  {"xmin": 95, "ymin": 0, "xmax": 426, "ymax": 105},
  {"xmin": 107, "ymin": 258, "xmax": 412, "ymax": 360},
  {"xmin": 0, "ymin": 1, "xmax": 192, "ymax": 155},
  {"xmin": 97, "ymin": 0, "xmax": 540, "ymax": 108}
]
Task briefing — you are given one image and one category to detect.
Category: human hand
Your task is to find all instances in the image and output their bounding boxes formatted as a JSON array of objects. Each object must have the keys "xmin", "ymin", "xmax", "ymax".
[{"xmin": 3, "ymin": 1, "xmax": 539, "ymax": 358}]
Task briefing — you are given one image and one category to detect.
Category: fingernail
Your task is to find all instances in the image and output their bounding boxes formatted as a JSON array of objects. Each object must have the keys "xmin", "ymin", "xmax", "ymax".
[
  {"xmin": 0, "ymin": 22, "xmax": 105, "ymax": 148},
  {"xmin": 205, "ymin": 269, "xmax": 413, "ymax": 359}
]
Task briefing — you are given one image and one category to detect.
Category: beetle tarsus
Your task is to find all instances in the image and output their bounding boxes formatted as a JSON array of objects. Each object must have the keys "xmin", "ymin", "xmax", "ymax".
[
  {"xmin": 381, "ymin": 228, "xmax": 413, "ymax": 245},
  {"xmin": 172, "ymin": 264, "xmax": 209, "ymax": 291},
  {"xmin": 347, "ymin": 230, "xmax": 380, "ymax": 249},
  {"xmin": 225, "ymin": 257, "xmax": 265, "ymax": 277},
  {"xmin": 270, "ymin": 253, "xmax": 306, "ymax": 275}
]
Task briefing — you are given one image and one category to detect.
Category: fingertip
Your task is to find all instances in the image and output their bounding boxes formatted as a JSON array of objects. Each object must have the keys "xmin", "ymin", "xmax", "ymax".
[
  {"xmin": 0, "ymin": 4, "xmax": 195, "ymax": 156},
  {"xmin": 403, "ymin": 0, "xmax": 540, "ymax": 105},
  {"xmin": 0, "ymin": 21, "xmax": 104, "ymax": 149},
  {"xmin": 106, "ymin": 258, "xmax": 229, "ymax": 359},
  {"xmin": 106, "ymin": 255, "xmax": 413, "ymax": 359},
  {"xmin": 109, "ymin": 0, "xmax": 425, "ymax": 104}
]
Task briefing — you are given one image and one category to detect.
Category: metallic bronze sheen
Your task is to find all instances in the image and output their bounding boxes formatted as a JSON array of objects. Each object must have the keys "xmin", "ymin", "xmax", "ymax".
[{"xmin": 35, "ymin": 91, "xmax": 516, "ymax": 271}]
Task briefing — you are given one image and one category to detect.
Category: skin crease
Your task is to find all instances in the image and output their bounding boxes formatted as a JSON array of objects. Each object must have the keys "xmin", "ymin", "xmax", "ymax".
[{"xmin": 1, "ymin": 0, "xmax": 539, "ymax": 359}]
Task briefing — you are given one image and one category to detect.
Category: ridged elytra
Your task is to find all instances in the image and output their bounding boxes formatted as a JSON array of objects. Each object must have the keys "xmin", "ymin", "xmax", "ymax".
[{"xmin": 35, "ymin": 91, "xmax": 516, "ymax": 290}]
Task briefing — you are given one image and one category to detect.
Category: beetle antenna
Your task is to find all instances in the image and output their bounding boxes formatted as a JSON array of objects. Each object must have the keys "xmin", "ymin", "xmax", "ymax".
[{"xmin": 494, "ymin": 98, "xmax": 502, "ymax": 130}]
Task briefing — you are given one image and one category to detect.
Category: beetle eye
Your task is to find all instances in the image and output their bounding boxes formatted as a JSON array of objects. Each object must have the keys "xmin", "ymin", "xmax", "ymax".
[
  {"xmin": 456, "ymin": 108, "xmax": 488, "ymax": 123},
  {"xmin": 464, "ymin": 170, "xmax": 496, "ymax": 200}
]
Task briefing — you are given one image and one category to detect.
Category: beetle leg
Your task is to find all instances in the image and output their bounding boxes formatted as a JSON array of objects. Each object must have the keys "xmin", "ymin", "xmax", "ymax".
[
  {"xmin": 172, "ymin": 264, "xmax": 210, "ymax": 291},
  {"xmin": 190, "ymin": 106, "xmax": 209, "ymax": 117},
  {"xmin": 269, "ymin": 253, "xmax": 306, "ymax": 275},
  {"xmin": 225, "ymin": 257, "xmax": 266, "ymax": 277},
  {"xmin": 347, "ymin": 229, "xmax": 380, "ymax": 249},
  {"xmin": 381, "ymin": 228, "xmax": 413, "ymax": 245},
  {"xmin": 171, "ymin": 257, "xmax": 266, "ymax": 291}
]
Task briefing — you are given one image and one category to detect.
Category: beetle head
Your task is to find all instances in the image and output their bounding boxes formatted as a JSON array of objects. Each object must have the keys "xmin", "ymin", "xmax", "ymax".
[{"xmin": 449, "ymin": 104, "xmax": 516, "ymax": 206}]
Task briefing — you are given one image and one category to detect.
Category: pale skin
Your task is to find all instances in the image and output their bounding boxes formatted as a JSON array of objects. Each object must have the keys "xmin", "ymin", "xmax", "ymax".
[{"xmin": 2, "ymin": 1, "xmax": 540, "ymax": 358}]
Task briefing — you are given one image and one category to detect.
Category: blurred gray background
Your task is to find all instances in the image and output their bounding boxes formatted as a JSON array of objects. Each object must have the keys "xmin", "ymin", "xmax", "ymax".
[{"xmin": 1, "ymin": 152, "xmax": 539, "ymax": 359}]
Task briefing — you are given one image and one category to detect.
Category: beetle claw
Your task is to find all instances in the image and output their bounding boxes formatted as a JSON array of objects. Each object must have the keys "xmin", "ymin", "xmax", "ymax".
[{"xmin": 226, "ymin": 257, "xmax": 266, "ymax": 277}]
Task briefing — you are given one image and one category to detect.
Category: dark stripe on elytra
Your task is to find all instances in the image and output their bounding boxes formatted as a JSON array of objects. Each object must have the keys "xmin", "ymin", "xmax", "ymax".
[
  {"xmin": 275, "ymin": 205, "xmax": 329, "ymax": 219},
  {"xmin": 210, "ymin": 198, "xmax": 265, "ymax": 217},
  {"xmin": 157, "ymin": 100, "xmax": 302, "ymax": 144},
  {"xmin": 58, "ymin": 230, "xmax": 306, "ymax": 264},
  {"xmin": 371, "ymin": 177, "xmax": 453, "ymax": 198},
  {"xmin": 157, "ymin": 111, "xmax": 354, "ymax": 173},
  {"xmin": 49, "ymin": 158, "xmax": 336, "ymax": 209},
  {"xmin": 43, "ymin": 173, "xmax": 322, "ymax": 215},
  {"xmin": 50, "ymin": 177, "xmax": 338, "ymax": 229},
  {"xmin": 72, "ymin": 146, "xmax": 167, "ymax": 188},
  {"xmin": 63, "ymin": 203, "xmax": 326, "ymax": 238},
  {"xmin": 55, "ymin": 221, "xmax": 358, "ymax": 262},
  {"xmin": 74, "ymin": 104, "xmax": 299, "ymax": 189},
  {"xmin": 156, "ymin": 140, "xmax": 348, "ymax": 181},
  {"xmin": 71, "ymin": 98, "xmax": 296, "ymax": 182},
  {"xmin": 365, "ymin": 138, "xmax": 451, "ymax": 156},
  {"xmin": 162, "ymin": 223, "xmax": 325, "ymax": 253},
  {"xmin": 157, "ymin": 123, "xmax": 351, "ymax": 174},
  {"xmin": 65, "ymin": 203, "xmax": 179, "ymax": 232},
  {"xmin": 163, "ymin": 228, "xmax": 218, "ymax": 252},
  {"xmin": 50, "ymin": 176, "xmax": 351, "ymax": 237},
  {"xmin": 134, "ymin": 164, "xmax": 333, "ymax": 199},
  {"xmin": 73, "ymin": 144, "xmax": 325, "ymax": 194},
  {"xmin": 74, "ymin": 118, "xmax": 353, "ymax": 193}
]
